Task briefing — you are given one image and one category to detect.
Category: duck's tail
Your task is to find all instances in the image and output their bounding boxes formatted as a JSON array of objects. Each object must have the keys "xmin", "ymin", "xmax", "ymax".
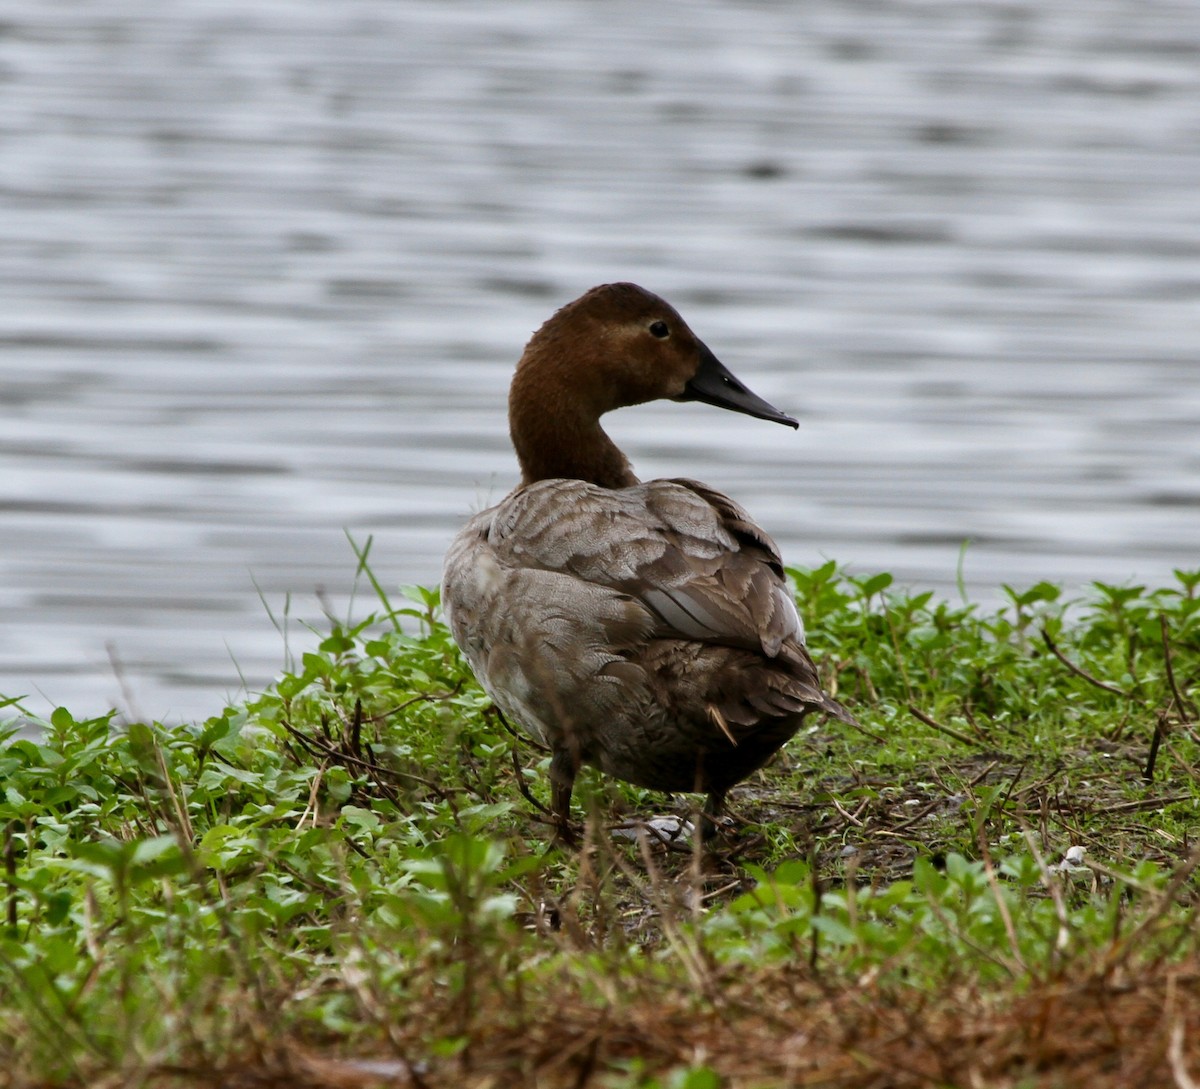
[{"xmin": 817, "ymin": 691, "xmax": 860, "ymax": 728}]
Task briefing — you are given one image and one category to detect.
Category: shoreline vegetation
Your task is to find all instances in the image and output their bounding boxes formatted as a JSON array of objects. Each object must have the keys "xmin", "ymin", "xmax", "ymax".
[{"xmin": 1, "ymin": 557, "xmax": 1197, "ymax": 1088}]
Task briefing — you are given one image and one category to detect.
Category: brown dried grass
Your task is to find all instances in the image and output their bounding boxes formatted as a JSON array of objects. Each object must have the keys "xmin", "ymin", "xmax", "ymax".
[{"xmin": 70, "ymin": 947, "xmax": 1197, "ymax": 1089}]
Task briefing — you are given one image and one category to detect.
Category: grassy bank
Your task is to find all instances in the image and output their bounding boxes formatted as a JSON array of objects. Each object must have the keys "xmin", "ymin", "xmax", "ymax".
[{"xmin": 1, "ymin": 561, "xmax": 1197, "ymax": 1088}]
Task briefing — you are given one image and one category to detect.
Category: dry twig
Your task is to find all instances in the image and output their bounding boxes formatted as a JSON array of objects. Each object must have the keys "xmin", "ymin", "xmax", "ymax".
[
  {"xmin": 908, "ymin": 704, "xmax": 981, "ymax": 747},
  {"xmin": 1040, "ymin": 627, "xmax": 1132, "ymax": 698}
]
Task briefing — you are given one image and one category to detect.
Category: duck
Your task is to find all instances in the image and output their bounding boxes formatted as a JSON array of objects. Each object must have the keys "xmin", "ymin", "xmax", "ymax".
[{"xmin": 442, "ymin": 282, "xmax": 853, "ymax": 842}]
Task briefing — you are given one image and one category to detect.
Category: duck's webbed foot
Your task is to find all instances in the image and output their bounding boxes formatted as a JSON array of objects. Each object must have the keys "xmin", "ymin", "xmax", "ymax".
[{"xmin": 551, "ymin": 815, "xmax": 580, "ymax": 848}]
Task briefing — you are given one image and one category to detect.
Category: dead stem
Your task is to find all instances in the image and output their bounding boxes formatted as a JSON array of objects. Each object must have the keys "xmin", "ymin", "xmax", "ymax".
[
  {"xmin": 1020, "ymin": 824, "xmax": 1073, "ymax": 968},
  {"xmin": 278, "ymin": 716, "xmax": 456, "ymax": 805},
  {"xmin": 1040, "ymin": 627, "xmax": 1133, "ymax": 699},
  {"xmin": 1161, "ymin": 614, "xmax": 1197, "ymax": 722},
  {"xmin": 831, "ymin": 796, "xmax": 867, "ymax": 828},
  {"xmin": 1146, "ymin": 710, "xmax": 1168, "ymax": 782},
  {"xmin": 510, "ymin": 748, "xmax": 552, "ymax": 815},
  {"xmin": 977, "ymin": 826, "xmax": 1028, "ymax": 974},
  {"xmin": 908, "ymin": 704, "xmax": 982, "ymax": 747},
  {"xmin": 1107, "ymin": 842, "xmax": 1200, "ymax": 973}
]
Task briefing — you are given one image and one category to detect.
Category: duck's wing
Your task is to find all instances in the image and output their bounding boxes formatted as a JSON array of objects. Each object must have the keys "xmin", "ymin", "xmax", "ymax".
[
  {"xmin": 445, "ymin": 478, "xmax": 854, "ymax": 784},
  {"xmin": 487, "ymin": 477, "xmax": 804, "ymax": 659},
  {"xmin": 443, "ymin": 495, "xmax": 667, "ymax": 758}
]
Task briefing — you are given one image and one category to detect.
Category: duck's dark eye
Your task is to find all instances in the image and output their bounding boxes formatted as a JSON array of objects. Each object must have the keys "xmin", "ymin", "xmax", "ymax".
[{"xmin": 649, "ymin": 320, "xmax": 670, "ymax": 339}]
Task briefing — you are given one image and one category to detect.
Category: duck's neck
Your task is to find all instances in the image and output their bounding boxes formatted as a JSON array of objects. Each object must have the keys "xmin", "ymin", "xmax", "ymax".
[{"xmin": 509, "ymin": 377, "xmax": 640, "ymax": 489}]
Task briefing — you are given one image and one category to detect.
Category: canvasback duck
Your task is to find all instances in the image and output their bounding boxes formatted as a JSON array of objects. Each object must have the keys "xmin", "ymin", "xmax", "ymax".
[{"xmin": 442, "ymin": 283, "xmax": 853, "ymax": 840}]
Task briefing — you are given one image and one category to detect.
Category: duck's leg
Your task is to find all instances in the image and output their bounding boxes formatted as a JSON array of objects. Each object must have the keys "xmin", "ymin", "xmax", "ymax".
[
  {"xmin": 701, "ymin": 788, "xmax": 728, "ymax": 841},
  {"xmin": 549, "ymin": 748, "xmax": 580, "ymax": 847}
]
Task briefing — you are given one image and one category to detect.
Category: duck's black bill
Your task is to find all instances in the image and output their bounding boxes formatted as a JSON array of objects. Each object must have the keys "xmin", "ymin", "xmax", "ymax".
[{"xmin": 677, "ymin": 342, "xmax": 799, "ymax": 429}]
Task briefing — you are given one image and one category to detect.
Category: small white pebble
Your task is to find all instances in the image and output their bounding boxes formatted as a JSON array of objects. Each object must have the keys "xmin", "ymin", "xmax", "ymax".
[
  {"xmin": 611, "ymin": 816, "xmax": 694, "ymax": 844},
  {"xmin": 1053, "ymin": 845, "xmax": 1090, "ymax": 874}
]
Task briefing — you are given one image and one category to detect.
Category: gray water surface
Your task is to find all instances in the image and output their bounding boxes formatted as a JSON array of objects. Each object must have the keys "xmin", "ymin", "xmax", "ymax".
[{"xmin": 2, "ymin": 1, "xmax": 1199, "ymax": 722}]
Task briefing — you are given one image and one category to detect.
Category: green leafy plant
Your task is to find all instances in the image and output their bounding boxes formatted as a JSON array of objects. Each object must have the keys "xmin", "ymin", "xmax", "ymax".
[{"xmin": 0, "ymin": 563, "xmax": 1196, "ymax": 1088}]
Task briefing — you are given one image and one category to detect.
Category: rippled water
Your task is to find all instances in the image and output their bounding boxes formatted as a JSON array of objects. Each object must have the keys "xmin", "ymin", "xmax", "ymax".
[{"xmin": 2, "ymin": 0, "xmax": 1199, "ymax": 722}]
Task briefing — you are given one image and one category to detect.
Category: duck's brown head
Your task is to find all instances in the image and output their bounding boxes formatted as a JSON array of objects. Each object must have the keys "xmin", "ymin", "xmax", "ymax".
[{"xmin": 509, "ymin": 283, "xmax": 798, "ymax": 488}]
